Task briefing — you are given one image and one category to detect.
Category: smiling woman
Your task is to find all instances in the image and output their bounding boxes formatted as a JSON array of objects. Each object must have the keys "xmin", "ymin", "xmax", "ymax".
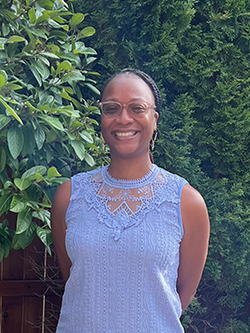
[
  {"xmin": 100, "ymin": 72, "xmax": 158, "ymax": 170},
  {"xmin": 51, "ymin": 68, "xmax": 210, "ymax": 333}
]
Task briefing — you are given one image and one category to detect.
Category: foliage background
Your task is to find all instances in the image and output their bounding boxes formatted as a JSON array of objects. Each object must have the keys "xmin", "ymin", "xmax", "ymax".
[
  {"xmin": 73, "ymin": 0, "xmax": 250, "ymax": 332},
  {"xmin": 0, "ymin": 0, "xmax": 250, "ymax": 331},
  {"xmin": 0, "ymin": 0, "xmax": 107, "ymax": 262}
]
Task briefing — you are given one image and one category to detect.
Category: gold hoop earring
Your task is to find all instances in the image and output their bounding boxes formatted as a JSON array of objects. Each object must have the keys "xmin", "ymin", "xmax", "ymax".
[{"xmin": 151, "ymin": 131, "xmax": 158, "ymax": 151}]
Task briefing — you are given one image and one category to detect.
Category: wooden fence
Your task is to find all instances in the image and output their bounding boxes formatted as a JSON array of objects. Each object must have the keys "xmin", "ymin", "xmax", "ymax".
[{"xmin": 0, "ymin": 214, "xmax": 62, "ymax": 333}]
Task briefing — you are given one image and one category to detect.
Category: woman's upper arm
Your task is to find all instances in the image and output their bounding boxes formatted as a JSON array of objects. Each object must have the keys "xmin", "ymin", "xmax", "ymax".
[
  {"xmin": 51, "ymin": 179, "xmax": 72, "ymax": 283},
  {"xmin": 177, "ymin": 183, "xmax": 210, "ymax": 312}
]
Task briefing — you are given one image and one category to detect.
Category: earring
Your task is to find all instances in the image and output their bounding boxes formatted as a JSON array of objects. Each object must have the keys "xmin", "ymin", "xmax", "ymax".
[{"xmin": 150, "ymin": 131, "xmax": 158, "ymax": 151}]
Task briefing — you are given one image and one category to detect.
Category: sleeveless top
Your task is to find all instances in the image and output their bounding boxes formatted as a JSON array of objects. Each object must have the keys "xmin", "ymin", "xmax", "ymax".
[{"xmin": 56, "ymin": 164, "xmax": 187, "ymax": 333}]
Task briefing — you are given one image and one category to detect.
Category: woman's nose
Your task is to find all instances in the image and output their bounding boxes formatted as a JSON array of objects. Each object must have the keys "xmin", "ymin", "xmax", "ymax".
[{"xmin": 115, "ymin": 106, "xmax": 134, "ymax": 123}]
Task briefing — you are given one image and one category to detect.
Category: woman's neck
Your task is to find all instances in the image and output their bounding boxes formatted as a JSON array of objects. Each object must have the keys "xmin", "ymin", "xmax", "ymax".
[{"xmin": 108, "ymin": 155, "xmax": 153, "ymax": 180}]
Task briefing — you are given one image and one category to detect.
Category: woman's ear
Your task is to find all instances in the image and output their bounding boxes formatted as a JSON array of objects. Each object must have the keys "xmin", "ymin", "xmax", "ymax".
[{"xmin": 154, "ymin": 112, "xmax": 159, "ymax": 130}]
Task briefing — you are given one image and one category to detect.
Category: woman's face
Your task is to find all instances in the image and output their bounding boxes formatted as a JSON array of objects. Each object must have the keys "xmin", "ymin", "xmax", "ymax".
[{"xmin": 101, "ymin": 74, "xmax": 159, "ymax": 160}]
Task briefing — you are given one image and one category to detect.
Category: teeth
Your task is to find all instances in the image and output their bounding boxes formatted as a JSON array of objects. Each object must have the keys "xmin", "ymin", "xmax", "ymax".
[{"xmin": 115, "ymin": 131, "xmax": 136, "ymax": 137}]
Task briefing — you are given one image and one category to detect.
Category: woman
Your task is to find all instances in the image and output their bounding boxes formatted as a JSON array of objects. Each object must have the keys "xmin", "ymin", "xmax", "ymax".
[{"xmin": 51, "ymin": 68, "xmax": 210, "ymax": 332}]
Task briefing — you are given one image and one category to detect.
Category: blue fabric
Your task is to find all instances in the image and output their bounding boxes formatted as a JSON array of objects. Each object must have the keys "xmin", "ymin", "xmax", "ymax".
[{"xmin": 56, "ymin": 165, "xmax": 187, "ymax": 333}]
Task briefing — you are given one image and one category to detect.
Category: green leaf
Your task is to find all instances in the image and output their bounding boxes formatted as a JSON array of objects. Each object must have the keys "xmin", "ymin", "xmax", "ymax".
[
  {"xmin": 60, "ymin": 71, "xmax": 85, "ymax": 84},
  {"xmin": 2, "ymin": 219, "xmax": 8, "ymax": 230},
  {"xmin": 8, "ymin": 36, "xmax": 26, "ymax": 43},
  {"xmin": 29, "ymin": 59, "xmax": 50, "ymax": 80},
  {"xmin": 0, "ymin": 38, "xmax": 7, "ymax": 51},
  {"xmin": 60, "ymin": 91, "xmax": 72, "ymax": 100},
  {"xmin": 36, "ymin": 227, "xmax": 53, "ymax": 254},
  {"xmin": 64, "ymin": 86, "xmax": 74, "ymax": 95},
  {"xmin": 28, "ymin": 63, "xmax": 42, "ymax": 87},
  {"xmin": 78, "ymin": 26, "xmax": 96, "ymax": 38},
  {"xmin": 28, "ymin": 8, "xmax": 36, "ymax": 24},
  {"xmin": 2, "ymin": 24, "xmax": 10, "ymax": 37},
  {"xmin": 0, "ymin": 97, "xmax": 23, "ymax": 124},
  {"xmin": 32, "ymin": 210, "xmax": 51, "ymax": 227},
  {"xmin": 83, "ymin": 82, "xmax": 100, "ymax": 94},
  {"xmin": 26, "ymin": 183, "xmax": 42, "ymax": 202},
  {"xmin": 0, "ymin": 229, "xmax": 8, "ymax": 239},
  {"xmin": 84, "ymin": 152, "xmax": 95, "ymax": 167},
  {"xmin": 0, "ymin": 146, "xmax": 6, "ymax": 172},
  {"xmin": 0, "ymin": 193, "xmax": 13, "ymax": 216},
  {"xmin": 35, "ymin": 173, "xmax": 45, "ymax": 182},
  {"xmin": 56, "ymin": 60, "xmax": 72, "ymax": 74},
  {"xmin": 57, "ymin": 52, "xmax": 81, "ymax": 66},
  {"xmin": 16, "ymin": 208, "xmax": 32, "ymax": 234},
  {"xmin": 4, "ymin": 181, "xmax": 13, "ymax": 190},
  {"xmin": 0, "ymin": 77, "xmax": 5, "ymax": 89},
  {"xmin": 49, "ymin": 29, "xmax": 68, "ymax": 39},
  {"xmin": 12, "ymin": 222, "xmax": 37, "ymax": 250},
  {"xmin": 10, "ymin": 196, "xmax": 27, "ymax": 213},
  {"xmin": 8, "ymin": 84, "xmax": 22, "ymax": 90},
  {"xmin": 79, "ymin": 131, "xmax": 94, "ymax": 143},
  {"xmin": 21, "ymin": 165, "xmax": 47, "ymax": 180},
  {"xmin": 70, "ymin": 13, "xmax": 85, "ymax": 26},
  {"xmin": 14, "ymin": 178, "xmax": 32, "ymax": 190},
  {"xmin": 70, "ymin": 140, "xmax": 85, "ymax": 160},
  {"xmin": 47, "ymin": 166, "xmax": 61, "ymax": 178},
  {"xmin": 7, "ymin": 125, "xmax": 24, "ymax": 159},
  {"xmin": 39, "ymin": 115, "xmax": 64, "ymax": 131},
  {"xmin": 3, "ymin": 9, "xmax": 15, "ymax": 20},
  {"xmin": 73, "ymin": 43, "xmax": 97, "ymax": 55},
  {"xmin": 21, "ymin": 122, "xmax": 36, "ymax": 156},
  {"xmin": 40, "ymin": 52, "xmax": 59, "ymax": 59},
  {"xmin": 0, "ymin": 75, "xmax": 6, "ymax": 88},
  {"xmin": 34, "ymin": 124, "xmax": 45, "ymax": 150},
  {"xmin": 0, "ymin": 70, "xmax": 8, "ymax": 83},
  {"xmin": 26, "ymin": 101, "xmax": 38, "ymax": 112},
  {"xmin": 0, "ymin": 114, "xmax": 11, "ymax": 130},
  {"xmin": 75, "ymin": 46, "xmax": 97, "ymax": 55},
  {"xmin": 39, "ymin": 56, "xmax": 50, "ymax": 66},
  {"xmin": 3, "ymin": 240, "xmax": 11, "ymax": 258}
]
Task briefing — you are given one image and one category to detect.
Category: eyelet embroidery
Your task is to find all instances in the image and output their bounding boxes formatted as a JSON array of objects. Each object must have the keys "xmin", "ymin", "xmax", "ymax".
[{"xmin": 77, "ymin": 165, "xmax": 180, "ymax": 240}]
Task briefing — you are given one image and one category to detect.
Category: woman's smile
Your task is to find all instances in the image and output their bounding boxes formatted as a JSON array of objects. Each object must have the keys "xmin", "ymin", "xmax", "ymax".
[{"xmin": 113, "ymin": 130, "xmax": 138, "ymax": 138}]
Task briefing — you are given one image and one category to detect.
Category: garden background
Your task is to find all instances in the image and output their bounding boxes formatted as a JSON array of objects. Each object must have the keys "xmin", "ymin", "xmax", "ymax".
[{"xmin": 0, "ymin": 0, "xmax": 250, "ymax": 332}]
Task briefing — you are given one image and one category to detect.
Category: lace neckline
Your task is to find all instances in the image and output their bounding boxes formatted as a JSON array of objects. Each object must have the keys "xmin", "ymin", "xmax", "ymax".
[{"xmin": 101, "ymin": 164, "xmax": 158, "ymax": 189}]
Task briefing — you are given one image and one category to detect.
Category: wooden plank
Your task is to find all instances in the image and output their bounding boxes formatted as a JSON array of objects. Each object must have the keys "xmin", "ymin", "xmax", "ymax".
[
  {"xmin": 23, "ymin": 296, "xmax": 43, "ymax": 333},
  {"xmin": 0, "ymin": 280, "xmax": 59, "ymax": 297},
  {"xmin": 1, "ymin": 296, "xmax": 22, "ymax": 333},
  {"xmin": 2, "ymin": 214, "xmax": 24, "ymax": 280},
  {"xmin": 23, "ymin": 241, "xmax": 46, "ymax": 280}
]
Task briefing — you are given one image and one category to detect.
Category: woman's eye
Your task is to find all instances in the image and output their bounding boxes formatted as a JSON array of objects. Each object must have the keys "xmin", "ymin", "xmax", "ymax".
[
  {"xmin": 104, "ymin": 104, "xmax": 119, "ymax": 113},
  {"xmin": 130, "ymin": 103, "xmax": 147, "ymax": 113}
]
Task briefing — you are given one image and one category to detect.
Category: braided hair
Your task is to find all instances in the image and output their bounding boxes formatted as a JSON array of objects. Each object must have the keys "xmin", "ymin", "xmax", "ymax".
[{"xmin": 100, "ymin": 68, "xmax": 162, "ymax": 115}]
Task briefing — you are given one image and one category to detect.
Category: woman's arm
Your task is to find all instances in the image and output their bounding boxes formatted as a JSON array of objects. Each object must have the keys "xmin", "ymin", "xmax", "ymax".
[
  {"xmin": 177, "ymin": 184, "xmax": 210, "ymax": 313},
  {"xmin": 51, "ymin": 180, "xmax": 72, "ymax": 283}
]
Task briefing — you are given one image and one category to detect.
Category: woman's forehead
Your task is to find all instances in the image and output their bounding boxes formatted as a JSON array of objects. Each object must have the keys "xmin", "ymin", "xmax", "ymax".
[{"xmin": 102, "ymin": 74, "xmax": 154, "ymax": 101}]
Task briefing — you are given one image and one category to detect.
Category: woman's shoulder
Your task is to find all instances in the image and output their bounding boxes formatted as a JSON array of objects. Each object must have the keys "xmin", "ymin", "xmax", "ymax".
[
  {"xmin": 155, "ymin": 165, "xmax": 188, "ymax": 188},
  {"xmin": 71, "ymin": 166, "xmax": 104, "ymax": 184}
]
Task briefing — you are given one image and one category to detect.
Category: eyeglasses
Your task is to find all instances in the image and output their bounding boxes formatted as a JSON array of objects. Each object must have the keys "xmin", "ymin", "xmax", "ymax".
[{"xmin": 99, "ymin": 101, "xmax": 156, "ymax": 118}]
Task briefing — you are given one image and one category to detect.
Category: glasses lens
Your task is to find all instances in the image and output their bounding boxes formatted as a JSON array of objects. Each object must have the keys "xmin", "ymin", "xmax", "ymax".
[
  {"xmin": 102, "ymin": 102, "xmax": 121, "ymax": 117},
  {"xmin": 129, "ymin": 102, "xmax": 148, "ymax": 117}
]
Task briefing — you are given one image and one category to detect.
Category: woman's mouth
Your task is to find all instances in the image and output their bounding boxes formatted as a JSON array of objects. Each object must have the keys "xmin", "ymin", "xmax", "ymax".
[{"xmin": 114, "ymin": 131, "xmax": 137, "ymax": 137}]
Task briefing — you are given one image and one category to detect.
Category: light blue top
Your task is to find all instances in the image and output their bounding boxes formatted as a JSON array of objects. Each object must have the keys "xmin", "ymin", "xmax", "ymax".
[{"xmin": 56, "ymin": 164, "xmax": 187, "ymax": 333}]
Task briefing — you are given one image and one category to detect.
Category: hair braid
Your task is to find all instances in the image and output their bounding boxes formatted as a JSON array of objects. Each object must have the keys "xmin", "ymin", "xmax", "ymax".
[{"xmin": 100, "ymin": 68, "xmax": 162, "ymax": 115}]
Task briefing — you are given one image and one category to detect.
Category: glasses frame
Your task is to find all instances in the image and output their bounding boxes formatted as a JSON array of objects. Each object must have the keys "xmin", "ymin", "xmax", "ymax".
[{"xmin": 99, "ymin": 101, "xmax": 156, "ymax": 118}]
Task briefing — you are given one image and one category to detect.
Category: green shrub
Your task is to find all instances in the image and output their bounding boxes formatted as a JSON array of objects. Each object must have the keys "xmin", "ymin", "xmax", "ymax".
[{"xmin": 0, "ymin": 0, "xmax": 107, "ymax": 260}]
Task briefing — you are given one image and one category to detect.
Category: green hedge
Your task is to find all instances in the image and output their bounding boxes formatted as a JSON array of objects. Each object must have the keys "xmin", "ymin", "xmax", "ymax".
[{"xmin": 74, "ymin": 0, "xmax": 250, "ymax": 331}]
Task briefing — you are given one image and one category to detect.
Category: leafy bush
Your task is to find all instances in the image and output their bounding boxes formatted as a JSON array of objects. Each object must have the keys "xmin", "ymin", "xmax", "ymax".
[{"xmin": 0, "ymin": 0, "xmax": 106, "ymax": 261}]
